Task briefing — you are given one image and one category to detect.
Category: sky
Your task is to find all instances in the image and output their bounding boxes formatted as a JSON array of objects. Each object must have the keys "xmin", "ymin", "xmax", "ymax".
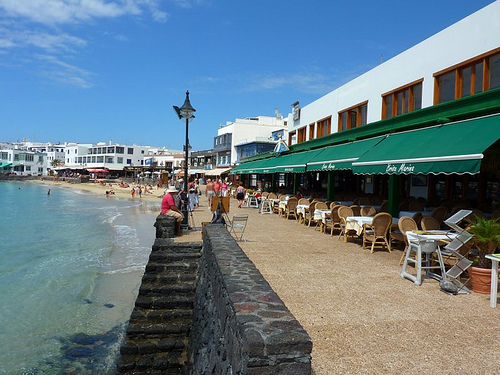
[{"xmin": 0, "ymin": 0, "xmax": 496, "ymax": 151}]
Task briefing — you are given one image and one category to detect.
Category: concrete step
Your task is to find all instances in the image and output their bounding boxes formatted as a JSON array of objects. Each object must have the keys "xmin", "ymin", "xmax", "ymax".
[
  {"xmin": 126, "ymin": 319, "xmax": 191, "ymax": 337},
  {"xmin": 141, "ymin": 273, "xmax": 197, "ymax": 284},
  {"xmin": 138, "ymin": 283, "xmax": 196, "ymax": 296},
  {"xmin": 134, "ymin": 295, "xmax": 194, "ymax": 310},
  {"xmin": 145, "ymin": 262, "xmax": 199, "ymax": 274},
  {"xmin": 148, "ymin": 252, "xmax": 201, "ymax": 263},
  {"xmin": 130, "ymin": 308, "xmax": 193, "ymax": 322}
]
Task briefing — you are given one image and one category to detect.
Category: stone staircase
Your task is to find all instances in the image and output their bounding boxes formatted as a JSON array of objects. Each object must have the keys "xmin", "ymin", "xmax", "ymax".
[{"xmin": 117, "ymin": 238, "xmax": 202, "ymax": 374}]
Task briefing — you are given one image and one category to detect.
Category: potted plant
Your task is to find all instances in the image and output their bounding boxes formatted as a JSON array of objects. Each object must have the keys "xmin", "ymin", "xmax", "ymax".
[{"xmin": 466, "ymin": 217, "xmax": 500, "ymax": 294}]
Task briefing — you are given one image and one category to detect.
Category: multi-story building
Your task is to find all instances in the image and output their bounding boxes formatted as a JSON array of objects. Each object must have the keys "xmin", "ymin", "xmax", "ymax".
[
  {"xmin": 0, "ymin": 149, "xmax": 47, "ymax": 176},
  {"xmin": 214, "ymin": 113, "xmax": 287, "ymax": 167}
]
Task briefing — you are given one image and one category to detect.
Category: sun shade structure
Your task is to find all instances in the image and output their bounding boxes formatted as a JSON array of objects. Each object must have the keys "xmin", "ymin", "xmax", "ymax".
[
  {"xmin": 306, "ymin": 137, "xmax": 385, "ymax": 172},
  {"xmin": 352, "ymin": 114, "xmax": 500, "ymax": 175}
]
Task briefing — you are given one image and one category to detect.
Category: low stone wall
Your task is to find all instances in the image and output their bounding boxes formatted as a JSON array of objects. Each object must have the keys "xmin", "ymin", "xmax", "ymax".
[{"xmin": 188, "ymin": 224, "xmax": 312, "ymax": 374}]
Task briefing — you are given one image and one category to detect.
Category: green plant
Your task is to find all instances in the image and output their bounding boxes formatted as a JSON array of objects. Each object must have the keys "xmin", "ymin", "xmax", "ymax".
[{"xmin": 467, "ymin": 217, "xmax": 500, "ymax": 268}]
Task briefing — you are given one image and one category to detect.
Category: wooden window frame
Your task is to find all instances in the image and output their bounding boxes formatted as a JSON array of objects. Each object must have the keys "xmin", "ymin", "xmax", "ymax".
[
  {"xmin": 338, "ymin": 101, "xmax": 368, "ymax": 132},
  {"xmin": 316, "ymin": 116, "xmax": 331, "ymax": 138},
  {"xmin": 288, "ymin": 131, "xmax": 296, "ymax": 146},
  {"xmin": 308, "ymin": 123, "xmax": 315, "ymax": 141},
  {"xmin": 433, "ymin": 47, "xmax": 500, "ymax": 104},
  {"xmin": 297, "ymin": 126, "xmax": 307, "ymax": 144},
  {"xmin": 381, "ymin": 78, "xmax": 423, "ymax": 119}
]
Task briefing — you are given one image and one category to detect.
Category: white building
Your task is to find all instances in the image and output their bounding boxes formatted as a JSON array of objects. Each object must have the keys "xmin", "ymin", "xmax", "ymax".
[
  {"xmin": 288, "ymin": 1, "xmax": 500, "ymax": 145},
  {"xmin": 0, "ymin": 149, "xmax": 47, "ymax": 176},
  {"xmin": 214, "ymin": 114, "xmax": 287, "ymax": 167}
]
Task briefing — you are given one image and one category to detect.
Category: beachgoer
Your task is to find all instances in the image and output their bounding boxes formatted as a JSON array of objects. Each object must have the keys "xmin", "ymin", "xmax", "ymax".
[
  {"xmin": 206, "ymin": 179, "xmax": 215, "ymax": 208},
  {"xmin": 236, "ymin": 183, "xmax": 245, "ymax": 208},
  {"xmin": 213, "ymin": 179, "xmax": 221, "ymax": 196},
  {"xmin": 47, "ymin": 189, "xmax": 50, "ymax": 195},
  {"xmin": 161, "ymin": 186, "xmax": 184, "ymax": 235},
  {"xmin": 221, "ymin": 179, "xmax": 228, "ymax": 197}
]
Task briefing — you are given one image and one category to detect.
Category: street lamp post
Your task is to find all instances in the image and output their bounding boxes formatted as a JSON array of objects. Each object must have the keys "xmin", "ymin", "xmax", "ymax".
[{"xmin": 173, "ymin": 91, "xmax": 196, "ymax": 230}]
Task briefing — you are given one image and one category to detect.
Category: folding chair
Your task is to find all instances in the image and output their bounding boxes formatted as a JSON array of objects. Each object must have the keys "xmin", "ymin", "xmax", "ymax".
[{"xmin": 227, "ymin": 214, "xmax": 249, "ymax": 242}]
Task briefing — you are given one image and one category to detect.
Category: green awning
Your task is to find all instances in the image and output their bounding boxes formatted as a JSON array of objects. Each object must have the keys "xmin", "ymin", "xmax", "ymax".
[
  {"xmin": 352, "ymin": 114, "xmax": 500, "ymax": 175},
  {"xmin": 306, "ymin": 137, "xmax": 384, "ymax": 172},
  {"xmin": 0, "ymin": 162, "xmax": 12, "ymax": 168},
  {"xmin": 272, "ymin": 149, "xmax": 324, "ymax": 173}
]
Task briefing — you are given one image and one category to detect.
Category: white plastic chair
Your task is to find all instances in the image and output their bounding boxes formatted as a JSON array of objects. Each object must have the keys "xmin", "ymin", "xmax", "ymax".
[
  {"xmin": 260, "ymin": 199, "xmax": 273, "ymax": 214},
  {"xmin": 227, "ymin": 214, "xmax": 249, "ymax": 242},
  {"xmin": 248, "ymin": 195, "xmax": 259, "ymax": 208}
]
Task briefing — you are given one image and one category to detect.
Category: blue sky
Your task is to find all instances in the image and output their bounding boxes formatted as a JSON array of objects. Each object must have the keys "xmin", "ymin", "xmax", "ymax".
[{"xmin": 0, "ymin": 0, "xmax": 495, "ymax": 151}]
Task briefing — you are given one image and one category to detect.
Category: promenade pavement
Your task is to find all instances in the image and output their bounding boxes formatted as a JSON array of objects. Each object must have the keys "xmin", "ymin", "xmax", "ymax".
[{"xmin": 182, "ymin": 192, "xmax": 500, "ymax": 374}]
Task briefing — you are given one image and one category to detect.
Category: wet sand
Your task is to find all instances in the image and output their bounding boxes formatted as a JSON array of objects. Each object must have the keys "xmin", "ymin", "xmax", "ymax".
[{"xmin": 33, "ymin": 181, "xmax": 500, "ymax": 374}]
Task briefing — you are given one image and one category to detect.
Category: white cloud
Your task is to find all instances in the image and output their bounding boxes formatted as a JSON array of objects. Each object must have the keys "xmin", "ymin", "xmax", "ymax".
[
  {"xmin": 241, "ymin": 72, "xmax": 341, "ymax": 95},
  {"xmin": 36, "ymin": 53, "xmax": 96, "ymax": 88},
  {"xmin": 0, "ymin": 27, "xmax": 87, "ymax": 52}
]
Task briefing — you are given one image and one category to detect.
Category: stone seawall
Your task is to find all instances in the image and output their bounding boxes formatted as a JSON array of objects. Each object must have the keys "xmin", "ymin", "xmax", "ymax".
[
  {"xmin": 189, "ymin": 224, "xmax": 312, "ymax": 374},
  {"xmin": 117, "ymin": 216, "xmax": 312, "ymax": 374}
]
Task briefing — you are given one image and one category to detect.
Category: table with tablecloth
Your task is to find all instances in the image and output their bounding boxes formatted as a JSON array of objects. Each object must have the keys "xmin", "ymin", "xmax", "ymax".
[{"xmin": 345, "ymin": 216, "xmax": 399, "ymax": 236}]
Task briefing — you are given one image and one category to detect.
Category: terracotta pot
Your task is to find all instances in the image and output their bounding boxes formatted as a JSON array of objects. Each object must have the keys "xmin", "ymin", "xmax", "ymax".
[{"xmin": 468, "ymin": 266, "xmax": 498, "ymax": 294}]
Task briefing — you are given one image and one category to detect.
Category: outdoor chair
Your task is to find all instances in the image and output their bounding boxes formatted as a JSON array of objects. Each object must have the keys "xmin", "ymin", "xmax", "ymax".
[
  {"xmin": 247, "ymin": 195, "xmax": 259, "ymax": 208},
  {"xmin": 314, "ymin": 201, "xmax": 328, "ymax": 230},
  {"xmin": 259, "ymin": 199, "xmax": 273, "ymax": 214},
  {"xmin": 362, "ymin": 212, "xmax": 393, "ymax": 253},
  {"xmin": 227, "ymin": 214, "xmax": 249, "ymax": 242},
  {"xmin": 261, "ymin": 192, "xmax": 269, "ymax": 199},
  {"xmin": 349, "ymin": 205, "xmax": 361, "ymax": 216},
  {"xmin": 431, "ymin": 206, "xmax": 448, "ymax": 224},
  {"xmin": 323, "ymin": 205, "xmax": 342, "ymax": 235},
  {"xmin": 297, "ymin": 198, "xmax": 310, "ymax": 223},
  {"xmin": 421, "ymin": 216, "xmax": 441, "ymax": 231},
  {"xmin": 338, "ymin": 206, "xmax": 356, "ymax": 242},
  {"xmin": 304, "ymin": 202, "xmax": 318, "ymax": 227},
  {"xmin": 284, "ymin": 197, "xmax": 298, "ymax": 220},
  {"xmin": 358, "ymin": 197, "xmax": 371, "ymax": 205},
  {"xmin": 412, "ymin": 212, "xmax": 423, "ymax": 229},
  {"xmin": 360, "ymin": 206, "xmax": 377, "ymax": 216},
  {"xmin": 395, "ymin": 216, "xmax": 418, "ymax": 265},
  {"xmin": 268, "ymin": 193, "xmax": 277, "ymax": 199},
  {"xmin": 379, "ymin": 200, "xmax": 388, "ymax": 212}
]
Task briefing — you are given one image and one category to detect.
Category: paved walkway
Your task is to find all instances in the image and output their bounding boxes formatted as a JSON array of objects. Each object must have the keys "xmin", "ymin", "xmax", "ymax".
[{"xmin": 180, "ymin": 195, "xmax": 500, "ymax": 374}]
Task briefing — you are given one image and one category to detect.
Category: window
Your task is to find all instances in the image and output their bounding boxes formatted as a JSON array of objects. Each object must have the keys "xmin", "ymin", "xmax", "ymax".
[
  {"xmin": 106, "ymin": 157, "xmax": 113, "ymax": 163},
  {"xmin": 434, "ymin": 48, "xmax": 500, "ymax": 104},
  {"xmin": 97, "ymin": 156, "xmax": 104, "ymax": 163},
  {"xmin": 338, "ymin": 101, "xmax": 368, "ymax": 131},
  {"xmin": 382, "ymin": 80, "xmax": 422, "ymax": 119},
  {"xmin": 316, "ymin": 116, "xmax": 331, "ymax": 138},
  {"xmin": 288, "ymin": 131, "xmax": 296, "ymax": 146},
  {"xmin": 309, "ymin": 123, "xmax": 315, "ymax": 140},
  {"xmin": 107, "ymin": 147, "xmax": 114, "ymax": 153},
  {"xmin": 297, "ymin": 127, "xmax": 307, "ymax": 143},
  {"xmin": 117, "ymin": 157, "xmax": 123, "ymax": 164},
  {"xmin": 126, "ymin": 158, "xmax": 132, "ymax": 164},
  {"xmin": 116, "ymin": 147, "xmax": 124, "ymax": 154},
  {"xmin": 128, "ymin": 148, "xmax": 134, "ymax": 154}
]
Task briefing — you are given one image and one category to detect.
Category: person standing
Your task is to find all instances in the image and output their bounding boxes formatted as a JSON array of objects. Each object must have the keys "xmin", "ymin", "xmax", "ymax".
[
  {"xmin": 161, "ymin": 186, "xmax": 184, "ymax": 236},
  {"xmin": 236, "ymin": 183, "xmax": 246, "ymax": 208},
  {"xmin": 213, "ymin": 179, "xmax": 221, "ymax": 196},
  {"xmin": 221, "ymin": 179, "xmax": 228, "ymax": 197},
  {"xmin": 206, "ymin": 179, "xmax": 215, "ymax": 208}
]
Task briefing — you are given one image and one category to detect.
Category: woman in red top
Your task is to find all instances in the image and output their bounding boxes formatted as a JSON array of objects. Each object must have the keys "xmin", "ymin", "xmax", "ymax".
[{"xmin": 161, "ymin": 186, "xmax": 184, "ymax": 235}]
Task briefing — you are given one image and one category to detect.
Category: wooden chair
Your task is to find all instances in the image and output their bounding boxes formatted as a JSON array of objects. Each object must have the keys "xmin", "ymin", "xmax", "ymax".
[
  {"xmin": 396, "ymin": 216, "xmax": 418, "ymax": 265},
  {"xmin": 297, "ymin": 198, "xmax": 310, "ymax": 224},
  {"xmin": 338, "ymin": 206, "xmax": 355, "ymax": 242},
  {"xmin": 261, "ymin": 192, "xmax": 269, "ymax": 199},
  {"xmin": 362, "ymin": 212, "xmax": 393, "ymax": 253},
  {"xmin": 421, "ymin": 216, "xmax": 440, "ymax": 231},
  {"xmin": 379, "ymin": 200, "xmax": 388, "ymax": 212},
  {"xmin": 431, "ymin": 206, "xmax": 448, "ymax": 224},
  {"xmin": 314, "ymin": 202, "xmax": 328, "ymax": 230},
  {"xmin": 330, "ymin": 201, "xmax": 339, "ymax": 209},
  {"xmin": 323, "ymin": 205, "xmax": 342, "ymax": 235},
  {"xmin": 360, "ymin": 206, "xmax": 377, "ymax": 217},
  {"xmin": 268, "ymin": 193, "xmax": 277, "ymax": 199},
  {"xmin": 412, "ymin": 212, "xmax": 423, "ymax": 229},
  {"xmin": 409, "ymin": 200, "xmax": 425, "ymax": 211},
  {"xmin": 349, "ymin": 205, "xmax": 361, "ymax": 216},
  {"xmin": 304, "ymin": 202, "xmax": 318, "ymax": 227},
  {"xmin": 284, "ymin": 197, "xmax": 298, "ymax": 220}
]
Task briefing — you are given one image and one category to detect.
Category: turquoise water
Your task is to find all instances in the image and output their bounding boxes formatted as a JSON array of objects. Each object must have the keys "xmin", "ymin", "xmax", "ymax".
[{"xmin": 0, "ymin": 182, "xmax": 158, "ymax": 374}]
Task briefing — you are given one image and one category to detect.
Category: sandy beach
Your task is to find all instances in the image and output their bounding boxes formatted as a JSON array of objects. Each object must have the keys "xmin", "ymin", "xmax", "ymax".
[{"xmin": 33, "ymin": 180, "xmax": 500, "ymax": 374}]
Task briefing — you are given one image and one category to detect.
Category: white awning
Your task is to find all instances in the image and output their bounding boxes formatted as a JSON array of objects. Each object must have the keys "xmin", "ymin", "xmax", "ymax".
[{"xmin": 204, "ymin": 167, "xmax": 232, "ymax": 176}]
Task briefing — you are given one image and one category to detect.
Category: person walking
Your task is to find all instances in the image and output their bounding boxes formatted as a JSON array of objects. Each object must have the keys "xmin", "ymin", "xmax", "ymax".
[
  {"xmin": 221, "ymin": 179, "xmax": 228, "ymax": 197},
  {"xmin": 213, "ymin": 179, "xmax": 221, "ymax": 196},
  {"xmin": 236, "ymin": 183, "xmax": 246, "ymax": 208},
  {"xmin": 206, "ymin": 179, "xmax": 214, "ymax": 208}
]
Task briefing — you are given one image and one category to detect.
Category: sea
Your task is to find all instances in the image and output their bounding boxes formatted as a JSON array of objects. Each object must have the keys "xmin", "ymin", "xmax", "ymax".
[{"xmin": 0, "ymin": 181, "xmax": 159, "ymax": 374}]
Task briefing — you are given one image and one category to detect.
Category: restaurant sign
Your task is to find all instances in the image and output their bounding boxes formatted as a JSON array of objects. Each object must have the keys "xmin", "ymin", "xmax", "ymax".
[
  {"xmin": 386, "ymin": 163, "xmax": 415, "ymax": 174},
  {"xmin": 321, "ymin": 163, "xmax": 336, "ymax": 171}
]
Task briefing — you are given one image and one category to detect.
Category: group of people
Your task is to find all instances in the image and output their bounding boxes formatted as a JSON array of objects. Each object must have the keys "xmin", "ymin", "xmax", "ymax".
[{"xmin": 204, "ymin": 178, "xmax": 230, "ymax": 207}]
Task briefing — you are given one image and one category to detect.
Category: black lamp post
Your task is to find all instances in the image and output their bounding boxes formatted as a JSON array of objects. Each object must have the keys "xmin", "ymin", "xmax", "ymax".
[{"xmin": 173, "ymin": 91, "xmax": 196, "ymax": 230}]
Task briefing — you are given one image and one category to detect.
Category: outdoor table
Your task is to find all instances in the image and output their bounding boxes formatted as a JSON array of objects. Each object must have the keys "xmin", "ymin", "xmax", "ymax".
[
  {"xmin": 314, "ymin": 209, "xmax": 331, "ymax": 222},
  {"xmin": 485, "ymin": 254, "xmax": 500, "ymax": 308},
  {"xmin": 296, "ymin": 204, "xmax": 309, "ymax": 216},
  {"xmin": 402, "ymin": 230, "xmax": 456, "ymax": 285},
  {"xmin": 399, "ymin": 210, "xmax": 432, "ymax": 218},
  {"xmin": 346, "ymin": 216, "xmax": 398, "ymax": 236},
  {"xmin": 360, "ymin": 204, "xmax": 381, "ymax": 211}
]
